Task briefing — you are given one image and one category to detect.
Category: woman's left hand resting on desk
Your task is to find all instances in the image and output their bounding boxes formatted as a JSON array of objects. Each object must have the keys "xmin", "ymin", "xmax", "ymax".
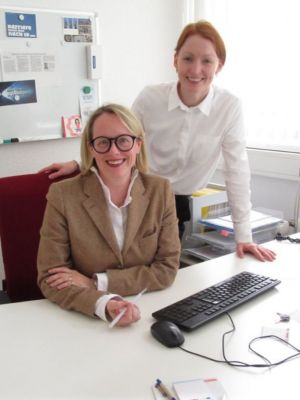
[{"xmin": 237, "ymin": 243, "xmax": 276, "ymax": 262}]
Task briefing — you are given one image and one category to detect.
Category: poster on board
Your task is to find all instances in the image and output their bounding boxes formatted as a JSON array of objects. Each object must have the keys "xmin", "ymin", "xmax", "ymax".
[
  {"xmin": 0, "ymin": 80, "xmax": 37, "ymax": 106},
  {"xmin": 5, "ymin": 12, "xmax": 37, "ymax": 38}
]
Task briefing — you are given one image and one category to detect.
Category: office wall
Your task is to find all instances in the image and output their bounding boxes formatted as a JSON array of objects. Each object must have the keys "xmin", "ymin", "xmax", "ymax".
[
  {"xmin": 0, "ymin": 0, "xmax": 183, "ymax": 288},
  {"xmin": 212, "ymin": 167, "xmax": 299, "ymax": 230}
]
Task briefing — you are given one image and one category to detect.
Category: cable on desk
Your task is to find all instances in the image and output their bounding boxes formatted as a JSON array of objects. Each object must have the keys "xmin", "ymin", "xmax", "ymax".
[
  {"xmin": 275, "ymin": 233, "xmax": 300, "ymax": 243},
  {"xmin": 179, "ymin": 312, "xmax": 300, "ymax": 368}
]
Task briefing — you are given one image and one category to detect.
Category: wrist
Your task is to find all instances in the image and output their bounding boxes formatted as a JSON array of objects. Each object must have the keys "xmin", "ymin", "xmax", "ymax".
[
  {"xmin": 71, "ymin": 160, "xmax": 80, "ymax": 172},
  {"xmin": 92, "ymin": 275, "xmax": 98, "ymax": 290}
]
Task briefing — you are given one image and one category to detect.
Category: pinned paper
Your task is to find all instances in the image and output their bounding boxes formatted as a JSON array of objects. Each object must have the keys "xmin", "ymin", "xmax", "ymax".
[{"xmin": 62, "ymin": 115, "xmax": 82, "ymax": 138}]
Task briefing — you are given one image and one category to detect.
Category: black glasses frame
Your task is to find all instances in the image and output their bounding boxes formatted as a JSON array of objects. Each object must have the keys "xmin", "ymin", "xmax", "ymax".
[{"xmin": 90, "ymin": 134, "xmax": 139, "ymax": 154}]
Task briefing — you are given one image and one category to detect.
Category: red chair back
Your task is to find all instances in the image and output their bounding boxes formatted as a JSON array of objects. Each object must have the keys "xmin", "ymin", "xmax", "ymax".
[{"xmin": 0, "ymin": 171, "xmax": 78, "ymax": 302}]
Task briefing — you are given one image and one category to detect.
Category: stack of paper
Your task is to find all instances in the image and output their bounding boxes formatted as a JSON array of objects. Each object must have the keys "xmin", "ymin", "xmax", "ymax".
[{"xmin": 199, "ymin": 210, "xmax": 282, "ymax": 233}]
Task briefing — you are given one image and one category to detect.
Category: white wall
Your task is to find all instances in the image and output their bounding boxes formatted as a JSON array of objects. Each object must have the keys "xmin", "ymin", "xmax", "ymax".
[
  {"xmin": 212, "ymin": 164, "xmax": 300, "ymax": 228},
  {"xmin": 0, "ymin": 0, "xmax": 184, "ymax": 289}
]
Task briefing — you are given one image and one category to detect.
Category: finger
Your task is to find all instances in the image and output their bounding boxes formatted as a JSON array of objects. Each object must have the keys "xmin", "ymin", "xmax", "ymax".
[
  {"xmin": 259, "ymin": 248, "xmax": 276, "ymax": 261},
  {"xmin": 132, "ymin": 305, "xmax": 141, "ymax": 321},
  {"xmin": 38, "ymin": 164, "xmax": 56, "ymax": 173},
  {"xmin": 56, "ymin": 280, "xmax": 73, "ymax": 290},
  {"xmin": 120, "ymin": 304, "xmax": 140, "ymax": 325},
  {"xmin": 236, "ymin": 245, "xmax": 244, "ymax": 258},
  {"xmin": 107, "ymin": 302, "xmax": 126, "ymax": 318},
  {"xmin": 48, "ymin": 171, "xmax": 63, "ymax": 180},
  {"xmin": 47, "ymin": 275, "xmax": 70, "ymax": 287},
  {"xmin": 48, "ymin": 267, "xmax": 71, "ymax": 274}
]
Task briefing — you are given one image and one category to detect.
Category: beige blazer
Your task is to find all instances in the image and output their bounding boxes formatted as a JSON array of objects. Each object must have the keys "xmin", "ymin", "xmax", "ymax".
[{"xmin": 37, "ymin": 171, "xmax": 180, "ymax": 317}]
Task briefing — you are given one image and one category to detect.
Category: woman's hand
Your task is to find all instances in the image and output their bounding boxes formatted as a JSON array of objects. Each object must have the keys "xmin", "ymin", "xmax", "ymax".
[
  {"xmin": 236, "ymin": 242, "xmax": 276, "ymax": 262},
  {"xmin": 38, "ymin": 160, "xmax": 79, "ymax": 179},
  {"xmin": 46, "ymin": 266, "xmax": 94, "ymax": 290},
  {"xmin": 106, "ymin": 299, "xmax": 141, "ymax": 327}
]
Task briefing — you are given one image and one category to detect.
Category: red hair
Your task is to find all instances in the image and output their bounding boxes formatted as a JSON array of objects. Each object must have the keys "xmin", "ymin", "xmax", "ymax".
[{"xmin": 175, "ymin": 20, "xmax": 226, "ymax": 65}]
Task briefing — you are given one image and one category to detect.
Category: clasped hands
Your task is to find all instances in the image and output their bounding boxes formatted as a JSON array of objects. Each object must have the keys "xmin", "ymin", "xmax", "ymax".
[{"xmin": 46, "ymin": 266, "xmax": 140, "ymax": 326}]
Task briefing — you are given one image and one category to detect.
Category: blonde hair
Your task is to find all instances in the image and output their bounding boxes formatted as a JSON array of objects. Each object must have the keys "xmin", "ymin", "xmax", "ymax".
[
  {"xmin": 80, "ymin": 103, "xmax": 148, "ymax": 174},
  {"xmin": 175, "ymin": 20, "xmax": 226, "ymax": 66}
]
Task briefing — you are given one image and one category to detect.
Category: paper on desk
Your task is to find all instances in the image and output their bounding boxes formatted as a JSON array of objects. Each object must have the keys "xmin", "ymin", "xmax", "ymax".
[
  {"xmin": 173, "ymin": 378, "xmax": 229, "ymax": 400},
  {"xmin": 173, "ymin": 379, "xmax": 211, "ymax": 399},
  {"xmin": 199, "ymin": 210, "xmax": 281, "ymax": 233},
  {"xmin": 152, "ymin": 378, "xmax": 229, "ymax": 400}
]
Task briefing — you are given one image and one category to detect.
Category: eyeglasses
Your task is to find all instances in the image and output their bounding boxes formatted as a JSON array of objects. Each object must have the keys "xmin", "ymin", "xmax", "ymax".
[{"xmin": 90, "ymin": 134, "xmax": 139, "ymax": 154}]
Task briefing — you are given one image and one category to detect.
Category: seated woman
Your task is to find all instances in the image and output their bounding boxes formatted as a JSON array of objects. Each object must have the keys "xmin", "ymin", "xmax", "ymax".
[{"xmin": 37, "ymin": 104, "xmax": 180, "ymax": 327}]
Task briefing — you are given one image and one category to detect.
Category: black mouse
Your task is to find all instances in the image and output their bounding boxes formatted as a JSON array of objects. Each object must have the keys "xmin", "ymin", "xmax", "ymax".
[{"xmin": 151, "ymin": 320, "xmax": 185, "ymax": 348}]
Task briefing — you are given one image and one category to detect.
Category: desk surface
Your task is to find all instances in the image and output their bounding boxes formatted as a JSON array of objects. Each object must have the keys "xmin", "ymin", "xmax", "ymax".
[{"xmin": 1, "ymin": 237, "xmax": 300, "ymax": 400}]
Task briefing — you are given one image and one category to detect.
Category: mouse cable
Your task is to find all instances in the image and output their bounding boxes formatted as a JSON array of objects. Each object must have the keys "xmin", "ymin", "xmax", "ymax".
[
  {"xmin": 179, "ymin": 312, "xmax": 300, "ymax": 368},
  {"xmin": 275, "ymin": 233, "xmax": 300, "ymax": 243}
]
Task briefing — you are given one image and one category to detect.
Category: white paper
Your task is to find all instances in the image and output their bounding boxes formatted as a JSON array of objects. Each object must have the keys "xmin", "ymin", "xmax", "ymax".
[
  {"xmin": 79, "ymin": 83, "xmax": 98, "ymax": 126},
  {"xmin": 152, "ymin": 379, "xmax": 228, "ymax": 400},
  {"xmin": 0, "ymin": 39, "xmax": 61, "ymax": 86},
  {"xmin": 173, "ymin": 379, "xmax": 213, "ymax": 400}
]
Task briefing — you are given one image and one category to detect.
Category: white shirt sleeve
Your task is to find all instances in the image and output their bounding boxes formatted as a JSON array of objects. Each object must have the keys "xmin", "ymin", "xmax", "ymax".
[
  {"xmin": 221, "ymin": 97, "xmax": 252, "ymax": 243},
  {"xmin": 94, "ymin": 272, "xmax": 108, "ymax": 291}
]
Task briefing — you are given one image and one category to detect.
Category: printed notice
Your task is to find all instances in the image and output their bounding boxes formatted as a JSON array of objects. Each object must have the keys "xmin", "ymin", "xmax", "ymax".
[
  {"xmin": 79, "ymin": 84, "xmax": 98, "ymax": 126},
  {"xmin": 0, "ymin": 80, "xmax": 37, "ymax": 106},
  {"xmin": 5, "ymin": 12, "xmax": 37, "ymax": 38},
  {"xmin": 63, "ymin": 17, "xmax": 93, "ymax": 42},
  {"xmin": 1, "ymin": 52, "xmax": 56, "ymax": 74}
]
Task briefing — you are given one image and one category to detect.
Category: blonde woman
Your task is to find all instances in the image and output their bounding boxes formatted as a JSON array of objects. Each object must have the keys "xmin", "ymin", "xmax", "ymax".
[{"xmin": 37, "ymin": 104, "xmax": 180, "ymax": 327}]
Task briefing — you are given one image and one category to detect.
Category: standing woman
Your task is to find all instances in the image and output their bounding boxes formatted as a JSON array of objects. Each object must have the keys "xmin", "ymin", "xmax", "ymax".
[
  {"xmin": 132, "ymin": 20, "xmax": 275, "ymax": 261},
  {"xmin": 40, "ymin": 21, "xmax": 276, "ymax": 262}
]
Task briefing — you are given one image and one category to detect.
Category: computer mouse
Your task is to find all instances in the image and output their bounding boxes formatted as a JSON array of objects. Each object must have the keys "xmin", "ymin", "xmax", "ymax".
[{"xmin": 151, "ymin": 320, "xmax": 185, "ymax": 348}]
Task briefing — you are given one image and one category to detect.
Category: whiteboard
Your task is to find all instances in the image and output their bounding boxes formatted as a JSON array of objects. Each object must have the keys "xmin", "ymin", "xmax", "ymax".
[{"xmin": 0, "ymin": 6, "xmax": 100, "ymax": 144}]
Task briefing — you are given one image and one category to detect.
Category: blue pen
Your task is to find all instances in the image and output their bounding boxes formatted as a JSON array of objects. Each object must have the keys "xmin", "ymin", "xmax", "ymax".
[{"xmin": 155, "ymin": 379, "xmax": 177, "ymax": 400}]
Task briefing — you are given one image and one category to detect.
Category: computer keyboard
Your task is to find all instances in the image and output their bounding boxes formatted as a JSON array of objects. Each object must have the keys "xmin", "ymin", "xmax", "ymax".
[{"xmin": 152, "ymin": 271, "xmax": 281, "ymax": 331}]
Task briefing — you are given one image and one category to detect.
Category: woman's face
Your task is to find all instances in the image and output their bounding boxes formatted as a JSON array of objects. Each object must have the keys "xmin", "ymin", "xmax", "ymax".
[
  {"xmin": 89, "ymin": 113, "xmax": 141, "ymax": 184},
  {"xmin": 174, "ymin": 34, "xmax": 222, "ymax": 106}
]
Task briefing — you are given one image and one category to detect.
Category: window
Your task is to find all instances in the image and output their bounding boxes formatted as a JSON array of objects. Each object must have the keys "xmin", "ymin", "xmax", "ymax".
[{"xmin": 193, "ymin": 0, "xmax": 300, "ymax": 154}]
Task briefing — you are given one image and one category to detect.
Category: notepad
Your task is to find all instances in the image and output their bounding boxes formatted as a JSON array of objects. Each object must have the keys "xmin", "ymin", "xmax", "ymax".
[
  {"xmin": 152, "ymin": 378, "xmax": 229, "ymax": 400},
  {"xmin": 173, "ymin": 379, "xmax": 212, "ymax": 400}
]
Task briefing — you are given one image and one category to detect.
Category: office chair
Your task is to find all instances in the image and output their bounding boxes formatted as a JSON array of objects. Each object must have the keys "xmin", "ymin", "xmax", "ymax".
[{"xmin": 0, "ymin": 171, "xmax": 79, "ymax": 302}]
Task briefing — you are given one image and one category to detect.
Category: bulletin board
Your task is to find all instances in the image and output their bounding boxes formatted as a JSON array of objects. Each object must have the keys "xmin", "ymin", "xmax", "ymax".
[{"xmin": 0, "ymin": 6, "xmax": 100, "ymax": 144}]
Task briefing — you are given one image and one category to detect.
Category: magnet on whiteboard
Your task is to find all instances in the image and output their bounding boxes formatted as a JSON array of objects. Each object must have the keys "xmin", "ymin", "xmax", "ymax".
[{"xmin": 83, "ymin": 86, "xmax": 92, "ymax": 94}]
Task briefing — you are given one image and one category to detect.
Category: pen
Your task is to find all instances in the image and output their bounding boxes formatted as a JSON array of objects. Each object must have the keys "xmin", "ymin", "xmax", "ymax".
[
  {"xmin": 108, "ymin": 287, "xmax": 147, "ymax": 328},
  {"xmin": 155, "ymin": 378, "xmax": 177, "ymax": 400}
]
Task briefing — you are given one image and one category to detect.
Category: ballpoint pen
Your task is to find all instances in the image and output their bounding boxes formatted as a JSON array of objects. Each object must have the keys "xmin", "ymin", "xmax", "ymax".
[
  {"xmin": 155, "ymin": 379, "xmax": 177, "ymax": 400},
  {"xmin": 108, "ymin": 287, "xmax": 147, "ymax": 328}
]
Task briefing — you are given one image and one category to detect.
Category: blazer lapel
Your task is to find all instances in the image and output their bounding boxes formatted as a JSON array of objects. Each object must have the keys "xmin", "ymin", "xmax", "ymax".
[
  {"xmin": 123, "ymin": 175, "xmax": 149, "ymax": 255},
  {"xmin": 81, "ymin": 173, "xmax": 123, "ymax": 263}
]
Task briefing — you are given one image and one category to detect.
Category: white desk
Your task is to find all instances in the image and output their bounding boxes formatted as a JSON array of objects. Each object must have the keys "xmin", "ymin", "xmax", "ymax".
[{"xmin": 1, "ymin": 237, "xmax": 300, "ymax": 399}]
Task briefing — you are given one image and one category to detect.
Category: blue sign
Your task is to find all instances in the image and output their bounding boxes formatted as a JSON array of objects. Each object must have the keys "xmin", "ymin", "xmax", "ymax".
[
  {"xmin": 5, "ymin": 12, "xmax": 37, "ymax": 38},
  {"xmin": 0, "ymin": 80, "xmax": 37, "ymax": 106}
]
